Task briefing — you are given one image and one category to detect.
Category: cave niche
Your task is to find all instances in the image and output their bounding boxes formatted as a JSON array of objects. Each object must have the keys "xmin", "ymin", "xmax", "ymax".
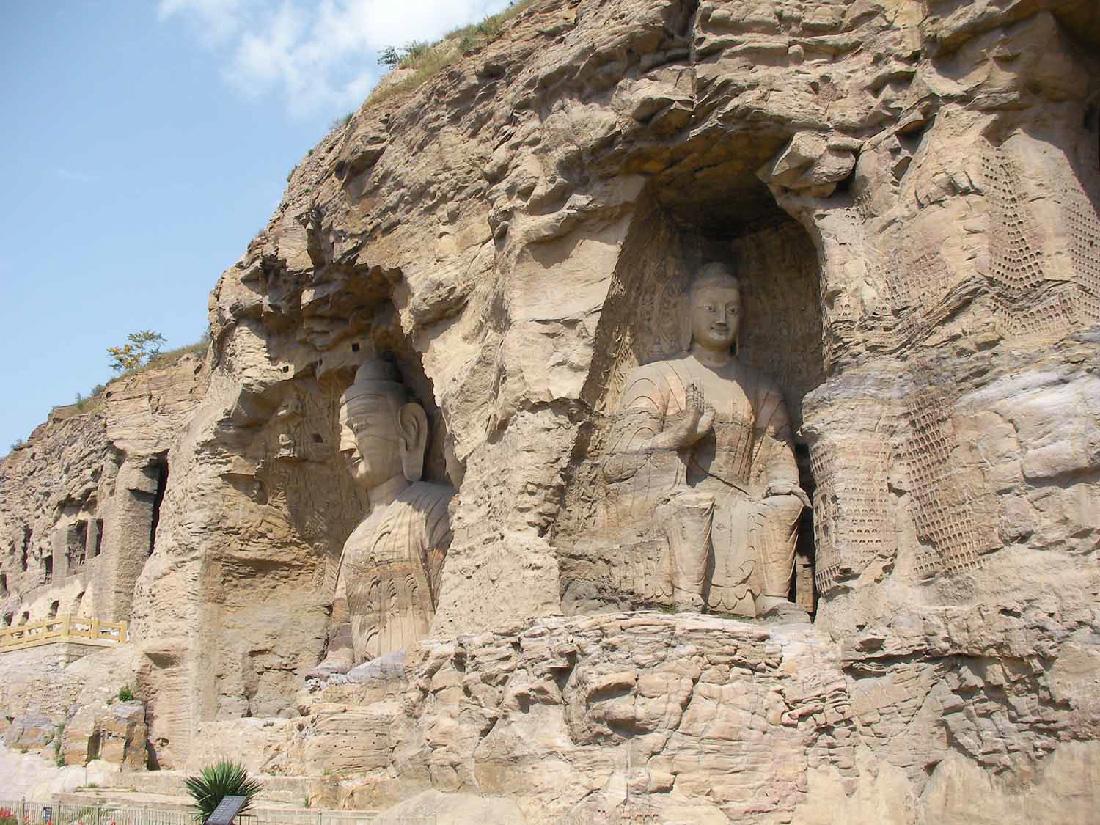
[{"xmin": 555, "ymin": 169, "xmax": 825, "ymax": 616}]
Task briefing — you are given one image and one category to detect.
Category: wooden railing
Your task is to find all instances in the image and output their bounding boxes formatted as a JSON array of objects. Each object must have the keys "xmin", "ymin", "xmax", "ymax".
[{"xmin": 0, "ymin": 616, "xmax": 128, "ymax": 653}]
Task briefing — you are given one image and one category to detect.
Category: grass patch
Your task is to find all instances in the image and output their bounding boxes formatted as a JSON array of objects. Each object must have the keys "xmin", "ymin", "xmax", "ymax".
[
  {"xmin": 142, "ymin": 336, "xmax": 209, "ymax": 372},
  {"xmin": 53, "ymin": 721, "xmax": 66, "ymax": 767},
  {"xmin": 48, "ymin": 334, "xmax": 208, "ymax": 425},
  {"xmin": 73, "ymin": 383, "xmax": 107, "ymax": 414},
  {"xmin": 50, "ymin": 387, "xmax": 106, "ymax": 422},
  {"xmin": 368, "ymin": 0, "xmax": 535, "ymax": 106},
  {"xmin": 329, "ymin": 111, "xmax": 354, "ymax": 133}
]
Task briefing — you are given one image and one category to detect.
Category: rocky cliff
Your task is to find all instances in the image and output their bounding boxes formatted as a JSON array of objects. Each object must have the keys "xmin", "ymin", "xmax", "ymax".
[{"xmin": 2, "ymin": 0, "xmax": 1099, "ymax": 822}]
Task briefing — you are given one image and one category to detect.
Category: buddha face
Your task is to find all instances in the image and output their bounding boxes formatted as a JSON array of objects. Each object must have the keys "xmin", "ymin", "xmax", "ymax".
[
  {"xmin": 338, "ymin": 392, "xmax": 406, "ymax": 491},
  {"xmin": 690, "ymin": 282, "xmax": 741, "ymax": 352}
]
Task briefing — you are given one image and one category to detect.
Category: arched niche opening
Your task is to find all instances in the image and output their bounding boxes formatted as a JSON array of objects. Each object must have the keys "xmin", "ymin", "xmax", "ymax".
[
  {"xmin": 672, "ymin": 193, "xmax": 824, "ymax": 614},
  {"xmin": 368, "ymin": 302, "xmax": 461, "ymax": 490},
  {"xmin": 230, "ymin": 261, "xmax": 460, "ymax": 570},
  {"xmin": 192, "ymin": 258, "xmax": 461, "ymax": 724},
  {"xmin": 555, "ymin": 166, "xmax": 825, "ymax": 616}
]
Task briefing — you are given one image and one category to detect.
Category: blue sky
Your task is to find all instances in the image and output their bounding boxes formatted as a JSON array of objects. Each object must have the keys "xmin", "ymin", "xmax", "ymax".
[{"xmin": 0, "ymin": 0, "xmax": 511, "ymax": 454}]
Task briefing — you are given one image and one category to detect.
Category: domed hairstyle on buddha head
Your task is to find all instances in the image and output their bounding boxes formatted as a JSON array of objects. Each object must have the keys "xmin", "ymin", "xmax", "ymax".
[
  {"xmin": 681, "ymin": 261, "xmax": 742, "ymax": 354},
  {"xmin": 339, "ymin": 357, "xmax": 430, "ymax": 491}
]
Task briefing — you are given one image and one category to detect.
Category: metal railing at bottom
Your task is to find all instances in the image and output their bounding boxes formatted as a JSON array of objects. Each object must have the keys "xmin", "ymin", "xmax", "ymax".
[
  {"xmin": 239, "ymin": 812, "xmax": 385, "ymax": 825},
  {"xmin": 0, "ymin": 802, "xmax": 440, "ymax": 825},
  {"xmin": 0, "ymin": 801, "xmax": 192, "ymax": 825}
]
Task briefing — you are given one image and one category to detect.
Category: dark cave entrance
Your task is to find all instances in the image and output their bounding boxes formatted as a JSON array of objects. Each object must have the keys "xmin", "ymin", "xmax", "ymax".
[{"xmin": 146, "ymin": 455, "xmax": 169, "ymax": 556}]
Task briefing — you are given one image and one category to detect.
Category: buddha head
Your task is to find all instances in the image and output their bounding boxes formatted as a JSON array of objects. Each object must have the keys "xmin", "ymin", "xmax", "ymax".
[
  {"xmin": 338, "ymin": 358, "xmax": 429, "ymax": 492},
  {"xmin": 684, "ymin": 262, "xmax": 741, "ymax": 354}
]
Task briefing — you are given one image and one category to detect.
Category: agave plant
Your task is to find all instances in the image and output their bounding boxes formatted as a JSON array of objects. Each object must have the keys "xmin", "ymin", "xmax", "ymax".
[{"xmin": 184, "ymin": 760, "xmax": 263, "ymax": 822}]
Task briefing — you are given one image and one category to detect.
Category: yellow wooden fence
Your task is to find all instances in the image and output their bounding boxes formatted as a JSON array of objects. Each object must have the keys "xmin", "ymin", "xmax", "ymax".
[{"xmin": 0, "ymin": 616, "xmax": 128, "ymax": 653}]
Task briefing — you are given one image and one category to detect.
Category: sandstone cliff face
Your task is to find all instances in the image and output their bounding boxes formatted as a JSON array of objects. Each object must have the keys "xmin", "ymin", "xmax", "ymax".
[
  {"xmin": 0, "ymin": 353, "xmax": 206, "ymax": 773},
  {"xmin": 4, "ymin": 0, "xmax": 1100, "ymax": 821},
  {"xmin": 0, "ymin": 352, "xmax": 206, "ymax": 628}
]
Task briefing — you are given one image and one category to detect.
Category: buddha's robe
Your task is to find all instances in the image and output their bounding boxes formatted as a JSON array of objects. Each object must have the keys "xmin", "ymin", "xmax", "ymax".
[
  {"xmin": 329, "ymin": 482, "xmax": 452, "ymax": 664},
  {"xmin": 605, "ymin": 355, "xmax": 803, "ymax": 612}
]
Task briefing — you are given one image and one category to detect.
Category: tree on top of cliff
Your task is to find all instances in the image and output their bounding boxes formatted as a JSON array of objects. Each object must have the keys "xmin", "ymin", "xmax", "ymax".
[{"xmin": 107, "ymin": 330, "xmax": 165, "ymax": 373}]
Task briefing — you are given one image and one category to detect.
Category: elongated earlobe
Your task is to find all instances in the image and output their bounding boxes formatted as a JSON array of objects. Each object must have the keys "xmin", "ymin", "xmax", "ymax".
[{"xmin": 398, "ymin": 402, "xmax": 429, "ymax": 482}]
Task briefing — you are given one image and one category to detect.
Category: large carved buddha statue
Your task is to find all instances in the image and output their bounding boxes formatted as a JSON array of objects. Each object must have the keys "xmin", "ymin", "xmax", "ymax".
[
  {"xmin": 314, "ymin": 358, "xmax": 453, "ymax": 674},
  {"xmin": 604, "ymin": 263, "xmax": 808, "ymax": 618}
]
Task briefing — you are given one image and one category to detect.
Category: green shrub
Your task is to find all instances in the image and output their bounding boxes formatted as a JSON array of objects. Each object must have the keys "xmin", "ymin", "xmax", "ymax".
[
  {"xmin": 185, "ymin": 761, "xmax": 263, "ymax": 822},
  {"xmin": 108, "ymin": 330, "xmax": 166, "ymax": 374},
  {"xmin": 139, "ymin": 334, "xmax": 209, "ymax": 372},
  {"xmin": 399, "ymin": 40, "xmax": 430, "ymax": 65},
  {"xmin": 118, "ymin": 685, "xmax": 135, "ymax": 702},
  {"xmin": 378, "ymin": 46, "xmax": 401, "ymax": 67},
  {"xmin": 53, "ymin": 721, "xmax": 66, "ymax": 766},
  {"xmin": 330, "ymin": 112, "xmax": 354, "ymax": 131}
]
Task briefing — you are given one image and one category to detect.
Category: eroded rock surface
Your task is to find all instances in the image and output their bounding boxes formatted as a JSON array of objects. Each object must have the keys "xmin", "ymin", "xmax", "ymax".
[
  {"xmin": 2, "ymin": 0, "xmax": 1099, "ymax": 821},
  {"xmin": 393, "ymin": 613, "xmax": 850, "ymax": 824}
]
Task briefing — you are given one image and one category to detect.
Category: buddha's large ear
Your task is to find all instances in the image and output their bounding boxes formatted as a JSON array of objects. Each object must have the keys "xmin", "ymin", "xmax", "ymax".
[
  {"xmin": 397, "ymin": 401, "xmax": 429, "ymax": 482},
  {"xmin": 679, "ymin": 304, "xmax": 693, "ymax": 354}
]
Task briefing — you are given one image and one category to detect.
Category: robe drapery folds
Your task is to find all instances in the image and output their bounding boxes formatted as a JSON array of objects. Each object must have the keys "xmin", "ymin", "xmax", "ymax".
[
  {"xmin": 604, "ymin": 356, "xmax": 802, "ymax": 611},
  {"xmin": 331, "ymin": 482, "xmax": 452, "ymax": 663}
]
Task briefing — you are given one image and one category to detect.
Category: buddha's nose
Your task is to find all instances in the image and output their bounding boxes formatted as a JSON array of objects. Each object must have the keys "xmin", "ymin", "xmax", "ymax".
[{"xmin": 338, "ymin": 429, "xmax": 357, "ymax": 453}]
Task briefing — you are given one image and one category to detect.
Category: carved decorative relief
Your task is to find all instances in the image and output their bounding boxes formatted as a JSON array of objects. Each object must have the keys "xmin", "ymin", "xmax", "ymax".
[
  {"xmin": 899, "ymin": 372, "xmax": 1001, "ymax": 579},
  {"xmin": 982, "ymin": 144, "xmax": 1078, "ymax": 338},
  {"xmin": 809, "ymin": 406, "xmax": 894, "ymax": 594}
]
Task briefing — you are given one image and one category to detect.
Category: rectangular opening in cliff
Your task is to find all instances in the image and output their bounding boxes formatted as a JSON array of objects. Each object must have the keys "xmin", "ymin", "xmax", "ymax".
[
  {"xmin": 67, "ymin": 519, "xmax": 89, "ymax": 567},
  {"xmin": 105, "ymin": 453, "xmax": 172, "ymax": 623},
  {"xmin": 90, "ymin": 518, "xmax": 104, "ymax": 558},
  {"xmin": 147, "ymin": 456, "xmax": 169, "ymax": 556}
]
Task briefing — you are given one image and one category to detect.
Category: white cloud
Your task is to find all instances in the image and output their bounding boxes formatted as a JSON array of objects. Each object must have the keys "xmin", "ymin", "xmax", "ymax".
[
  {"xmin": 158, "ymin": 0, "xmax": 248, "ymax": 45},
  {"xmin": 159, "ymin": 0, "xmax": 514, "ymax": 118},
  {"xmin": 54, "ymin": 168, "xmax": 98, "ymax": 183}
]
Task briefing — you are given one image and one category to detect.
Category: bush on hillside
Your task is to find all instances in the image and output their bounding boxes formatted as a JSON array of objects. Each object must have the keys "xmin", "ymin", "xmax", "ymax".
[{"xmin": 107, "ymin": 330, "xmax": 166, "ymax": 373}]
